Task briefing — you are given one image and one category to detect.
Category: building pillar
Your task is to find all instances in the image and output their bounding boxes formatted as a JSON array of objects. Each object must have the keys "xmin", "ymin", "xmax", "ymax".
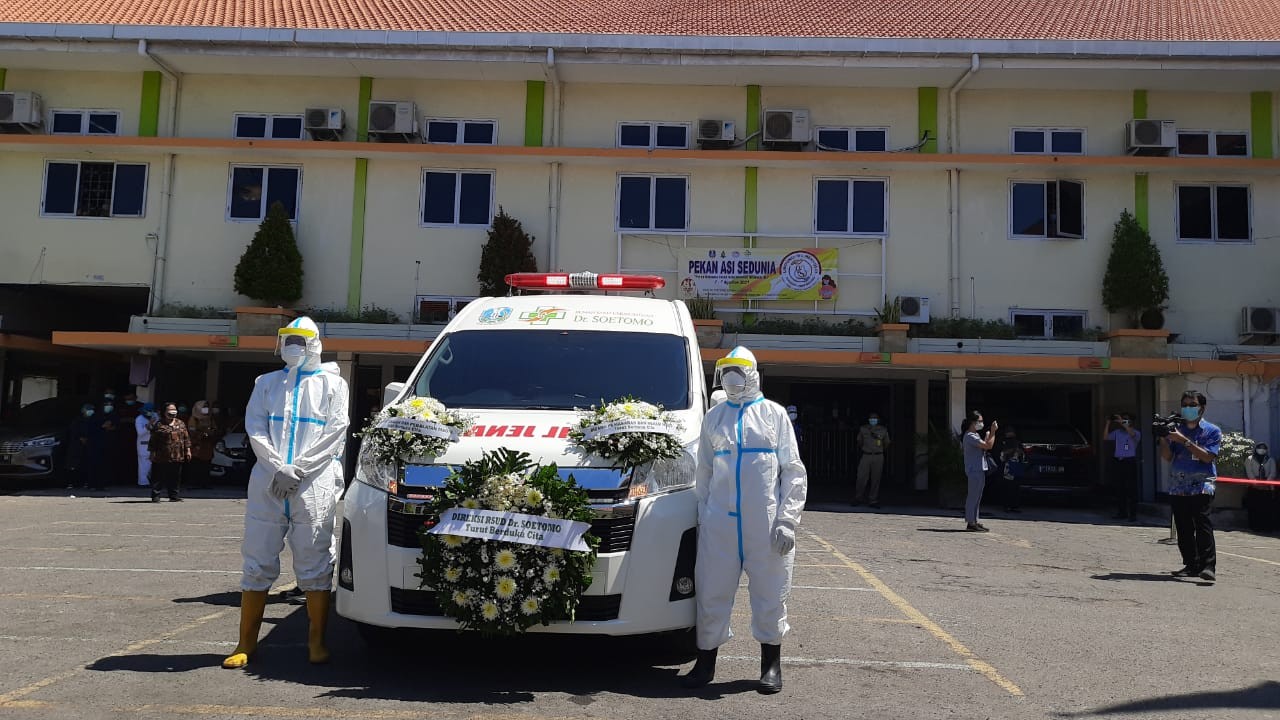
[
  {"xmin": 948, "ymin": 369, "xmax": 967, "ymax": 436},
  {"xmin": 204, "ymin": 357, "xmax": 220, "ymax": 403},
  {"xmin": 914, "ymin": 377, "xmax": 929, "ymax": 490},
  {"xmin": 379, "ymin": 363, "xmax": 395, "ymax": 411}
]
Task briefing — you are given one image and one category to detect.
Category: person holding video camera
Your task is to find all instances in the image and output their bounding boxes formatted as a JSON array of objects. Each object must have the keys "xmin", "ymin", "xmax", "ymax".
[{"xmin": 1157, "ymin": 390, "xmax": 1221, "ymax": 583}]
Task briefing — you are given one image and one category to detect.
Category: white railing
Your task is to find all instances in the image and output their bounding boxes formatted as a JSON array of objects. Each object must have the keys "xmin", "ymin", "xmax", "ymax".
[{"xmin": 617, "ymin": 231, "xmax": 885, "ymax": 317}]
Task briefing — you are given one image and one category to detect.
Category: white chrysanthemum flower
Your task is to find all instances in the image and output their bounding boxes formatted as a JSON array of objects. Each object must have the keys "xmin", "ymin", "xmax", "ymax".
[
  {"xmin": 451, "ymin": 590, "xmax": 470, "ymax": 606},
  {"xmin": 494, "ymin": 549, "xmax": 518, "ymax": 570},
  {"xmin": 441, "ymin": 534, "xmax": 464, "ymax": 548},
  {"xmin": 525, "ymin": 488, "xmax": 544, "ymax": 506},
  {"xmin": 402, "ymin": 431, "xmax": 414, "ymax": 441},
  {"xmin": 550, "ymin": 548, "xmax": 564, "ymax": 558},
  {"xmin": 444, "ymin": 567, "xmax": 462, "ymax": 583},
  {"xmin": 543, "ymin": 566, "xmax": 561, "ymax": 584},
  {"xmin": 460, "ymin": 498, "xmax": 480, "ymax": 510},
  {"xmin": 495, "ymin": 576, "xmax": 517, "ymax": 599},
  {"xmin": 481, "ymin": 601, "xmax": 499, "ymax": 621},
  {"xmin": 520, "ymin": 597, "xmax": 540, "ymax": 615}
]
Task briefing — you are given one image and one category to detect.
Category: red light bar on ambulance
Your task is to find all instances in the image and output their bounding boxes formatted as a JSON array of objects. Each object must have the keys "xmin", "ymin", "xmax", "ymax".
[{"xmin": 505, "ymin": 272, "xmax": 666, "ymax": 291}]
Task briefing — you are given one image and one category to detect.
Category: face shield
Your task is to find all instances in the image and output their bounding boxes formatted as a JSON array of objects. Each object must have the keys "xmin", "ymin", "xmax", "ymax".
[{"xmin": 277, "ymin": 321, "xmax": 320, "ymax": 368}]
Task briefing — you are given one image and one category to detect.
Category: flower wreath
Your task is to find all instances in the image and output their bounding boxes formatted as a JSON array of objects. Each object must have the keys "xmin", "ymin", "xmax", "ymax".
[
  {"xmin": 416, "ymin": 449, "xmax": 599, "ymax": 635},
  {"xmin": 358, "ymin": 395, "xmax": 473, "ymax": 464},
  {"xmin": 569, "ymin": 397, "xmax": 686, "ymax": 470}
]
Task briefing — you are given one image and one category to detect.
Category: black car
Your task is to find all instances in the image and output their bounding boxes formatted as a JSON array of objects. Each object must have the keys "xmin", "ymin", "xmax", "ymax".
[
  {"xmin": 0, "ymin": 396, "xmax": 83, "ymax": 483},
  {"xmin": 1004, "ymin": 423, "xmax": 1096, "ymax": 494}
]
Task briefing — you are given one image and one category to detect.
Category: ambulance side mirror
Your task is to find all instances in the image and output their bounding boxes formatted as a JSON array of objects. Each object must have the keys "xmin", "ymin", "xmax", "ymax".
[{"xmin": 382, "ymin": 382, "xmax": 406, "ymax": 408}]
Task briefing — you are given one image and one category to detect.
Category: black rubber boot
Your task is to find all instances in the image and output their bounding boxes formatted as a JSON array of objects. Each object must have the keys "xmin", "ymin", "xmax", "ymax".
[
  {"xmin": 679, "ymin": 648, "xmax": 717, "ymax": 689},
  {"xmin": 758, "ymin": 643, "xmax": 782, "ymax": 694}
]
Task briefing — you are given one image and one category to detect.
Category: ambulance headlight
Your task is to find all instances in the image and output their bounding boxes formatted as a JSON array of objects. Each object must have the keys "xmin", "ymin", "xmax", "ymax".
[
  {"xmin": 356, "ymin": 444, "xmax": 398, "ymax": 493},
  {"xmin": 627, "ymin": 451, "xmax": 695, "ymax": 500}
]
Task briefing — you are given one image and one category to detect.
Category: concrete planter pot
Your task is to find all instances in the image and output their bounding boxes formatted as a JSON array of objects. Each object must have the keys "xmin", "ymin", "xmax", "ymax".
[
  {"xmin": 234, "ymin": 306, "xmax": 297, "ymax": 336},
  {"xmin": 876, "ymin": 323, "xmax": 909, "ymax": 354},
  {"xmin": 1103, "ymin": 329, "xmax": 1171, "ymax": 358},
  {"xmin": 693, "ymin": 319, "xmax": 724, "ymax": 349}
]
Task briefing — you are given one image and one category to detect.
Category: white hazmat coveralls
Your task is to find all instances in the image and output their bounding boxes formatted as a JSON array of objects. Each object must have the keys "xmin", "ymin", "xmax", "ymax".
[
  {"xmin": 241, "ymin": 318, "xmax": 350, "ymax": 592},
  {"xmin": 694, "ymin": 348, "xmax": 807, "ymax": 650},
  {"xmin": 135, "ymin": 410, "xmax": 152, "ymax": 487}
]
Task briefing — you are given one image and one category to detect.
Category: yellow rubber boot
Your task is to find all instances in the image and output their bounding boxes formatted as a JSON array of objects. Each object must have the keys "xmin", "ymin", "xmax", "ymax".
[
  {"xmin": 221, "ymin": 590, "xmax": 268, "ymax": 669},
  {"xmin": 305, "ymin": 590, "xmax": 331, "ymax": 664}
]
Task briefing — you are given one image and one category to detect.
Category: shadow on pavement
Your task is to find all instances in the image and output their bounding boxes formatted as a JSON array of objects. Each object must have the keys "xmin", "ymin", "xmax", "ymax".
[
  {"xmin": 916, "ymin": 528, "xmax": 973, "ymax": 534},
  {"xmin": 1056, "ymin": 681, "xmax": 1280, "ymax": 716},
  {"xmin": 1089, "ymin": 572, "xmax": 1177, "ymax": 582},
  {"xmin": 88, "ymin": 653, "xmax": 226, "ymax": 673}
]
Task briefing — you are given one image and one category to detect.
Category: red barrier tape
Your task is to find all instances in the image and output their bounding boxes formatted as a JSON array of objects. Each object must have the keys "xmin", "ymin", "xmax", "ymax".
[{"xmin": 1216, "ymin": 477, "xmax": 1280, "ymax": 487}]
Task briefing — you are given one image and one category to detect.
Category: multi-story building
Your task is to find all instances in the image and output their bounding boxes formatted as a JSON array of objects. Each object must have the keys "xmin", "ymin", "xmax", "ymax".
[{"xmin": 0, "ymin": 1, "xmax": 1277, "ymax": 504}]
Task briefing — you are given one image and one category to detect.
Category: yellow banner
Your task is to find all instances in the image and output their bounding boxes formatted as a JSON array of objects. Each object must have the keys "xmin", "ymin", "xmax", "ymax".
[{"xmin": 677, "ymin": 248, "xmax": 838, "ymax": 301}]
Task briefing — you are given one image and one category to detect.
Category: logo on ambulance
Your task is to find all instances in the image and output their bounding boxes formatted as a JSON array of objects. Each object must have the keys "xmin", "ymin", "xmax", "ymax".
[
  {"xmin": 518, "ymin": 307, "xmax": 567, "ymax": 325},
  {"xmin": 479, "ymin": 307, "xmax": 512, "ymax": 324}
]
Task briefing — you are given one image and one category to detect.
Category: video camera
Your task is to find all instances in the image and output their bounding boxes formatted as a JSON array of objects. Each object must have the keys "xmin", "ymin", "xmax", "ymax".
[{"xmin": 1151, "ymin": 413, "xmax": 1183, "ymax": 438}]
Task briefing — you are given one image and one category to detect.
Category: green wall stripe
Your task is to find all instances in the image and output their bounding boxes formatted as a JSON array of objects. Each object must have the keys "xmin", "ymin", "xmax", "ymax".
[
  {"xmin": 525, "ymin": 80, "xmax": 546, "ymax": 147},
  {"xmin": 745, "ymin": 85, "xmax": 761, "ymax": 152},
  {"xmin": 744, "ymin": 167, "xmax": 758, "ymax": 234},
  {"xmin": 917, "ymin": 87, "xmax": 938, "ymax": 153},
  {"xmin": 1134, "ymin": 174, "xmax": 1149, "ymax": 231},
  {"xmin": 1132, "ymin": 89, "xmax": 1147, "ymax": 120},
  {"xmin": 1251, "ymin": 91, "xmax": 1273, "ymax": 159},
  {"xmin": 355, "ymin": 76, "xmax": 372, "ymax": 142},
  {"xmin": 347, "ymin": 158, "xmax": 369, "ymax": 314},
  {"xmin": 139, "ymin": 71, "xmax": 162, "ymax": 137},
  {"xmin": 0, "ymin": 69, "xmax": 6, "ymax": 92}
]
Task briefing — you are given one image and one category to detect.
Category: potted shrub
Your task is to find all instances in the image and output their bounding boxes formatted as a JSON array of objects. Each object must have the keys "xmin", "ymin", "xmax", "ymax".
[
  {"xmin": 477, "ymin": 207, "xmax": 537, "ymax": 296},
  {"xmin": 685, "ymin": 296, "xmax": 723, "ymax": 349},
  {"xmin": 1101, "ymin": 210, "xmax": 1172, "ymax": 356},
  {"xmin": 874, "ymin": 296, "xmax": 909, "ymax": 353},
  {"xmin": 923, "ymin": 425, "xmax": 967, "ymax": 509},
  {"xmin": 232, "ymin": 201, "xmax": 302, "ymax": 335}
]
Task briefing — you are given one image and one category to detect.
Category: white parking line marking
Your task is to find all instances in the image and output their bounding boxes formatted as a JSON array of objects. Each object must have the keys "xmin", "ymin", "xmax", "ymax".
[
  {"xmin": 45, "ymin": 533, "xmax": 241, "ymax": 540},
  {"xmin": 0, "ymin": 566, "xmax": 241, "ymax": 574},
  {"xmin": 55, "ymin": 521, "xmax": 236, "ymax": 527},
  {"xmin": 739, "ymin": 584, "xmax": 876, "ymax": 591},
  {"xmin": 1219, "ymin": 550, "xmax": 1280, "ymax": 567},
  {"xmin": 0, "ymin": 546, "xmax": 240, "ymax": 555},
  {"xmin": 719, "ymin": 655, "xmax": 973, "ymax": 671}
]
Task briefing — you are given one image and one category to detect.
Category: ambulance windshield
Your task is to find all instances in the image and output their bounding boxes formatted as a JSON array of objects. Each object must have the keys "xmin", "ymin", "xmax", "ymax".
[{"xmin": 412, "ymin": 330, "xmax": 691, "ymax": 410}]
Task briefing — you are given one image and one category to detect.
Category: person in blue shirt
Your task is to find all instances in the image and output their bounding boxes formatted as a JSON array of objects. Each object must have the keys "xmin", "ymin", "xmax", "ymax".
[
  {"xmin": 1159, "ymin": 390, "xmax": 1221, "ymax": 583},
  {"xmin": 961, "ymin": 411, "xmax": 998, "ymax": 532}
]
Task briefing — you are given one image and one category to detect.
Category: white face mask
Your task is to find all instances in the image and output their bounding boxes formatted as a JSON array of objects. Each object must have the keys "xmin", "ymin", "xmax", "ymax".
[
  {"xmin": 281, "ymin": 346, "xmax": 306, "ymax": 367},
  {"xmin": 787, "ymin": 412, "xmax": 798, "ymax": 421},
  {"xmin": 721, "ymin": 369, "xmax": 747, "ymax": 394},
  {"xmin": 974, "ymin": 422, "xmax": 984, "ymax": 432},
  {"xmin": 200, "ymin": 407, "xmax": 209, "ymax": 415}
]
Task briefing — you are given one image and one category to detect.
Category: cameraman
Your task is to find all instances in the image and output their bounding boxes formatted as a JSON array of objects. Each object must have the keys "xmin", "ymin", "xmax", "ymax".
[{"xmin": 1158, "ymin": 390, "xmax": 1221, "ymax": 583}]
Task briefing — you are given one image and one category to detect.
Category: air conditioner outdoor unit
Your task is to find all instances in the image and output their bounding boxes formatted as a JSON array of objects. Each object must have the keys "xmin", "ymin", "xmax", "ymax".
[
  {"xmin": 1126, "ymin": 119, "xmax": 1176, "ymax": 154},
  {"xmin": 303, "ymin": 107, "xmax": 345, "ymax": 140},
  {"xmin": 897, "ymin": 295, "xmax": 931, "ymax": 324},
  {"xmin": 1241, "ymin": 306, "xmax": 1280, "ymax": 336},
  {"xmin": 762, "ymin": 108, "xmax": 811, "ymax": 144},
  {"xmin": 367, "ymin": 101, "xmax": 418, "ymax": 137},
  {"xmin": 0, "ymin": 91, "xmax": 43, "ymax": 127},
  {"xmin": 696, "ymin": 119, "xmax": 735, "ymax": 145}
]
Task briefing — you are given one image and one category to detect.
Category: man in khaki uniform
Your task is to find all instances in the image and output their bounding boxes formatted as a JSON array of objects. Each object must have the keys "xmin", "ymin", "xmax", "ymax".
[{"xmin": 853, "ymin": 412, "xmax": 890, "ymax": 508}]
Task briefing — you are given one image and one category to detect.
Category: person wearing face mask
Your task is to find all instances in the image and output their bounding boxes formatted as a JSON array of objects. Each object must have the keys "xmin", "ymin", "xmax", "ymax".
[
  {"xmin": 853, "ymin": 412, "xmax": 890, "ymax": 508},
  {"xmin": 148, "ymin": 402, "xmax": 191, "ymax": 502},
  {"xmin": 1159, "ymin": 390, "xmax": 1221, "ymax": 583},
  {"xmin": 92, "ymin": 392, "xmax": 121, "ymax": 490},
  {"xmin": 134, "ymin": 403, "xmax": 155, "ymax": 487},
  {"xmin": 681, "ymin": 346, "xmax": 807, "ymax": 694},
  {"xmin": 187, "ymin": 400, "xmax": 222, "ymax": 488},
  {"xmin": 66, "ymin": 403, "xmax": 99, "ymax": 491},
  {"xmin": 961, "ymin": 411, "xmax": 998, "ymax": 532},
  {"xmin": 1104, "ymin": 412, "xmax": 1142, "ymax": 521},
  {"xmin": 785, "ymin": 405, "xmax": 803, "ymax": 449},
  {"xmin": 223, "ymin": 316, "xmax": 349, "ymax": 670},
  {"xmin": 1244, "ymin": 443, "xmax": 1278, "ymax": 532}
]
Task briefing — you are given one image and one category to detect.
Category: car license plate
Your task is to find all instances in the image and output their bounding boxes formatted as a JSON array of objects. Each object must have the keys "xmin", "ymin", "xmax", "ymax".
[{"xmin": 1038, "ymin": 465, "xmax": 1064, "ymax": 474}]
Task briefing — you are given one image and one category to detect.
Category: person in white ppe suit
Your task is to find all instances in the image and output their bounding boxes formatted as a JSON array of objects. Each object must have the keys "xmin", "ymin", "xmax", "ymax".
[
  {"xmin": 223, "ymin": 317, "xmax": 350, "ymax": 669},
  {"xmin": 681, "ymin": 346, "xmax": 807, "ymax": 694},
  {"xmin": 134, "ymin": 403, "xmax": 155, "ymax": 487}
]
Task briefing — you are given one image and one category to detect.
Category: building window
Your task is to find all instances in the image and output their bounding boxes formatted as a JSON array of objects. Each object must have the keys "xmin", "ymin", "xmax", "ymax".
[
  {"xmin": 49, "ymin": 110, "xmax": 120, "ymax": 136},
  {"xmin": 616, "ymin": 122, "xmax": 690, "ymax": 150},
  {"xmin": 424, "ymin": 119, "xmax": 498, "ymax": 145},
  {"xmin": 1009, "ymin": 180, "xmax": 1084, "ymax": 239},
  {"xmin": 617, "ymin": 175, "xmax": 688, "ymax": 230},
  {"xmin": 233, "ymin": 114, "xmax": 305, "ymax": 140},
  {"xmin": 1011, "ymin": 128, "xmax": 1086, "ymax": 155},
  {"xmin": 41, "ymin": 161, "xmax": 147, "ymax": 218},
  {"xmin": 1176, "ymin": 184, "xmax": 1251, "ymax": 242},
  {"xmin": 1011, "ymin": 310, "xmax": 1087, "ymax": 339},
  {"xmin": 227, "ymin": 166, "xmax": 301, "ymax": 221},
  {"xmin": 814, "ymin": 178, "xmax": 888, "ymax": 234},
  {"xmin": 816, "ymin": 127, "xmax": 888, "ymax": 152},
  {"xmin": 421, "ymin": 170, "xmax": 494, "ymax": 226},
  {"xmin": 415, "ymin": 295, "xmax": 476, "ymax": 323},
  {"xmin": 1176, "ymin": 131, "xmax": 1249, "ymax": 157}
]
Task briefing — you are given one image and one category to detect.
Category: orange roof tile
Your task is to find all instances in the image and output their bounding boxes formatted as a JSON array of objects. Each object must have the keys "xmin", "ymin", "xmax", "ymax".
[{"xmin": 2, "ymin": 0, "xmax": 1280, "ymax": 41}]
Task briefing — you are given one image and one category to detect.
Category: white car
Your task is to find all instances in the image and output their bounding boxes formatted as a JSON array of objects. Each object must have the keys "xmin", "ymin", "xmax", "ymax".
[
  {"xmin": 210, "ymin": 421, "xmax": 252, "ymax": 481},
  {"xmin": 337, "ymin": 272, "xmax": 706, "ymax": 643}
]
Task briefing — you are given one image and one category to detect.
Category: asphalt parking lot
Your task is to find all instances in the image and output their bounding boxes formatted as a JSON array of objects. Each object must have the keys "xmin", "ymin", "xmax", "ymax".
[{"xmin": 0, "ymin": 486, "xmax": 1276, "ymax": 719}]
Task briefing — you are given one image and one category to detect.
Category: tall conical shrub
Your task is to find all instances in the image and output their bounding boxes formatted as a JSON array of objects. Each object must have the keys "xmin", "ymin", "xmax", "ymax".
[
  {"xmin": 233, "ymin": 201, "xmax": 303, "ymax": 305},
  {"xmin": 477, "ymin": 207, "xmax": 537, "ymax": 297},
  {"xmin": 1101, "ymin": 210, "xmax": 1169, "ymax": 325}
]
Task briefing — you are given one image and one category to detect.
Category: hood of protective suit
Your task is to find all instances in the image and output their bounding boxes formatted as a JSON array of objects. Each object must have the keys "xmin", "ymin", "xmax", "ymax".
[
  {"xmin": 715, "ymin": 346, "xmax": 762, "ymax": 404},
  {"xmin": 279, "ymin": 316, "xmax": 324, "ymax": 374}
]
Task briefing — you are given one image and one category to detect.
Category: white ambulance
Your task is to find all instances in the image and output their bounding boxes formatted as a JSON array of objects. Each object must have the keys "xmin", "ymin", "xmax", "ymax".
[{"xmin": 337, "ymin": 272, "xmax": 706, "ymax": 641}]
